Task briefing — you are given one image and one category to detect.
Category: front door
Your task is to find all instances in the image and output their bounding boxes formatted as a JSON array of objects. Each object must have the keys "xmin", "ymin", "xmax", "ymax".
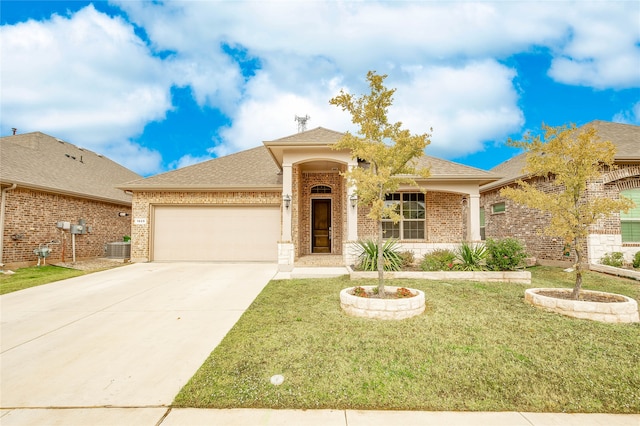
[{"xmin": 312, "ymin": 199, "xmax": 331, "ymax": 253}]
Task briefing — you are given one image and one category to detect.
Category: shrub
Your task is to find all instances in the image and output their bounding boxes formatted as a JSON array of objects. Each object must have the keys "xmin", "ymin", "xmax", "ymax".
[
  {"xmin": 634, "ymin": 252, "xmax": 640, "ymax": 269},
  {"xmin": 353, "ymin": 239, "xmax": 403, "ymax": 272},
  {"xmin": 420, "ymin": 249, "xmax": 456, "ymax": 271},
  {"xmin": 485, "ymin": 238, "xmax": 528, "ymax": 271},
  {"xmin": 601, "ymin": 252, "xmax": 624, "ymax": 268},
  {"xmin": 456, "ymin": 242, "xmax": 487, "ymax": 271},
  {"xmin": 399, "ymin": 251, "xmax": 415, "ymax": 269}
]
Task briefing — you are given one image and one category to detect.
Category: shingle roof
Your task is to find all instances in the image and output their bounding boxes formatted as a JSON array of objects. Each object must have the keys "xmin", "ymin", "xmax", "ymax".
[
  {"xmin": 121, "ymin": 145, "xmax": 283, "ymax": 190},
  {"xmin": 122, "ymin": 127, "xmax": 500, "ymax": 190},
  {"xmin": 1, "ymin": 132, "xmax": 140, "ymax": 204},
  {"xmin": 264, "ymin": 127, "xmax": 346, "ymax": 145},
  {"xmin": 481, "ymin": 120, "xmax": 640, "ymax": 192},
  {"xmin": 415, "ymin": 155, "xmax": 500, "ymax": 185}
]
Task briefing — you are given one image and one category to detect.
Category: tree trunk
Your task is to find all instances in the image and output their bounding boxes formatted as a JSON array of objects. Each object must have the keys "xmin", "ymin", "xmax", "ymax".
[
  {"xmin": 377, "ymin": 219, "xmax": 385, "ymax": 298},
  {"xmin": 571, "ymin": 238, "xmax": 583, "ymax": 300}
]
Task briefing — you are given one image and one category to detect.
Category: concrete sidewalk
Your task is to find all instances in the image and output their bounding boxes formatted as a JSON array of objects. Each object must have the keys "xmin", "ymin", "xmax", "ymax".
[{"xmin": 1, "ymin": 407, "xmax": 638, "ymax": 425}]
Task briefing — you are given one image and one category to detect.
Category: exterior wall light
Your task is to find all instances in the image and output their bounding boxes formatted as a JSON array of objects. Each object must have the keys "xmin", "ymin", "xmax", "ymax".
[
  {"xmin": 350, "ymin": 194, "xmax": 358, "ymax": 208},
  {"xmin": 283, "ymin": 194, "xmax": 291, "ymax": 209},
  {"xmin": 118, "ymin": 212, "xmax": 130, "ymax": 217}
]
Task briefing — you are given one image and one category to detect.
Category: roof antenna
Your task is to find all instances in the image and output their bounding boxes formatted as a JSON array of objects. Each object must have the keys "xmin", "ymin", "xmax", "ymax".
[{"xmin": 294, "ymin": 115, "xmax": 310, "ymax": 133}]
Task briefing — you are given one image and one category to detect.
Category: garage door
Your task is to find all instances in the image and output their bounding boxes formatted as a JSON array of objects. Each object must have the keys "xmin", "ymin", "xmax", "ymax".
[{"xmin": 152, "ymin": 206, "xmax": 280, "ymax": 262}]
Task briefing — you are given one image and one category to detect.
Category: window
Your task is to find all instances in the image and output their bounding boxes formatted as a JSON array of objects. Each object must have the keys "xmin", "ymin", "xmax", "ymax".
[
  {"xmin": 480, "ymin": 207, "xmax": 486, "ymax": 240},
  {"xmin": 311, "ymin": 185, "xmax": 331, "ymax": 194},
  {"xmin": 492, "ymin": 202, "xmax": 505, "ymax": 214},
  {"xmin": 621, "ymin": 189, "xmax": 640, "ymax": 243},
  {"xmin": 382, "ymin": 193, "xmax": 425, "ymax": 240}
]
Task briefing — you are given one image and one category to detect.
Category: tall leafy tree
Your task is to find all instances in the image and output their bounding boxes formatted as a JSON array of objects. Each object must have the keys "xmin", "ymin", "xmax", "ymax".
[
  {"xmin": 500, "ymin": 123, "xmax": 635, "ymax": 299},
  {"xmin": 330, "ymin": 71, "xmax": 431, "ymax": 295}
]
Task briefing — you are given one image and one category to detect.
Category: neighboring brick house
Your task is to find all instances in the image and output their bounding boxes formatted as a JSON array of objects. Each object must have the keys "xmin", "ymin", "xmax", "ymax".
[
  {"xmin": 1, "ymin": 132, "xmax": 141, "ymax": 268},
  {"xmin": 480, "ymin": 120, "xmax": 640, "ymax": 265},
  {"xmin": 121, "ymin": 127, "xmax": 499, "ymax": 271}
]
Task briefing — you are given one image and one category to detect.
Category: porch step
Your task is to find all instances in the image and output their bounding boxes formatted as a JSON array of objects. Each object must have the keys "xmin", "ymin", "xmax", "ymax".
[{"xmin": 295, "ymin": 255, "xmax": 344, "ymax": 267}]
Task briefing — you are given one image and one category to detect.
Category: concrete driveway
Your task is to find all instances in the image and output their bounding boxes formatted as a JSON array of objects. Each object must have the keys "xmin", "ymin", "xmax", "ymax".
[{"xmin": 0, "ymin": 262, "xmax": 277, "ymax": 408}]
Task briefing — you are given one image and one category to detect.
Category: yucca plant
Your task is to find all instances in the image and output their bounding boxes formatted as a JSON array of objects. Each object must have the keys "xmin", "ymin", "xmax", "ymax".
[
  {"xmin": 456, "ymin": 242, "xmax": 487, "ymax": 271},
  {"xmin": 354, "ymin": 239, "xmax": 403, "ymax": 272}
]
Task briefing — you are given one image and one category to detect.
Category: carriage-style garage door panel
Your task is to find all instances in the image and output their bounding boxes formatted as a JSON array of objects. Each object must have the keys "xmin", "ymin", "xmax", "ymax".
[{"xmin": 153, "ymin": 206, "xmax": 280, "ymax": 261}]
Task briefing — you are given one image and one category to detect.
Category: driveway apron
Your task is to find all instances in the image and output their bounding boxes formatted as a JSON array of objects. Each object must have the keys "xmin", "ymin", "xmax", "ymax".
[{"xmin": 0, "ymin": 262, "xmax": 277, "ymax": 408}]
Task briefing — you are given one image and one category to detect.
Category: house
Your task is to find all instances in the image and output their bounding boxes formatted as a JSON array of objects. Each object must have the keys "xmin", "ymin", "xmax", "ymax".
[
  {"xmin": 0, "ymin": 132, "xmax": 141, "ymax": 268},
  {"xmin": 121, "ymin": 127, "xmax": 499, "ymax": 271},
  {"xmin": 480, "ymin": 120, "xmax": 640, "ymax": 265}
]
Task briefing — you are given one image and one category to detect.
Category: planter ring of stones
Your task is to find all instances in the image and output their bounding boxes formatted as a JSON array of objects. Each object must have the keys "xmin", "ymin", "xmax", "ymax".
[{"xmin": 340, "ymin": 285, "xmax": 425, "ymax": 320}]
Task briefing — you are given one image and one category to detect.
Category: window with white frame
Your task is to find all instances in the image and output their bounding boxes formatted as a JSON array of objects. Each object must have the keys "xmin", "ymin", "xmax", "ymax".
[
  {"xmin": 621, "ymin": 189, "xmax": 640, "ymax": 243},
  {"xmin": 382, "ymin": 193, "xmax": 425, "ymax": 239}
]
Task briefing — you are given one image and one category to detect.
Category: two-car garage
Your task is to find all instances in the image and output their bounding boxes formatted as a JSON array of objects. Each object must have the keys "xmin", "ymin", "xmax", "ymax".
[{"xmin": 151, "ymin": 205, "xmax": 280, "ymax": 262}]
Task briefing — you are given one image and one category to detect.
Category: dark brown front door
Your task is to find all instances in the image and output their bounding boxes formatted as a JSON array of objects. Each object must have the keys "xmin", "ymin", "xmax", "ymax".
[{"xmin": 312, "ymin": 199, "xmax": 331, "ymax": 253}]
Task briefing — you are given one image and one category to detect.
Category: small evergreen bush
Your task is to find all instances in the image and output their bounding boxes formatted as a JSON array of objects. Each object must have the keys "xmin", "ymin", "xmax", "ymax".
[
  {"xmin": 485, "ymin": 238, "xmax": 528, "ymax": 271},
  {"xmin": 353, "ymin": 239, "xmax": 403, "ymax": 271},
  {"xmin": 634, "ymin": 251, "xmax": 640, "ymax": 269},
  {"xmin": 456, "ymin": 242, "xmax": 487, "ymax": 271},
  {"xmin": 399, "ymin": 251, "xmax": 415, "ymax": 269},
  {"xmin": 601, "ymin": 252, "xmax": 624, "ymax": 268},
  {"xmin": 420, "ymin": 249, "xmax": 456, "ymax": 271}
]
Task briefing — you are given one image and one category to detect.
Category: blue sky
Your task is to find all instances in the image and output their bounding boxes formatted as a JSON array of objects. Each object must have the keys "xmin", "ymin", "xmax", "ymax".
[{"xmin": 1, "ymin": 1, "xmax": 639, "ymax": 177}]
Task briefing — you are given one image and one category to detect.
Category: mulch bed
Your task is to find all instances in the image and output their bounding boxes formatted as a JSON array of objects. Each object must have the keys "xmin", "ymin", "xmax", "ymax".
[{"xmin": 537, "ymin": 290, "xmax": 627, "ymax": 303}]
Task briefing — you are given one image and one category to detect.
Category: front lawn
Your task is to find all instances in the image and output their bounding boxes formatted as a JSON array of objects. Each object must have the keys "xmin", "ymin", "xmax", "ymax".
[
  {"xmin": 174, "ymin": 267, "xmax": 640, "ymax": 413},
  {"xmin": 0, "ymin": 265, "xmax": 85, "ymax": 295}
]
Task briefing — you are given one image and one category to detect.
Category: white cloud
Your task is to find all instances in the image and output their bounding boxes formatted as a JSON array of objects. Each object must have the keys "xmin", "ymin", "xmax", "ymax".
[
  {"xmin": 390, "ymin": 60, "xmax": 524, "ymax": 158},
  {"xmin": 547, "ymin": 3, "xmax": 640, "ymax": 89},
  {"xmin": 0, "ymin": 4, "xmax": 171, "ymax": 174},
  {"xmin": 211, "ymin": 72, "xmax": 353, "ymax": 157},
  {"xmin": 613, "ymin": 101, "xmax": 640, "ymax": 125},
  {"xmin": 3, "ymin": 0, "xmax": 638, "ymax": 173}
]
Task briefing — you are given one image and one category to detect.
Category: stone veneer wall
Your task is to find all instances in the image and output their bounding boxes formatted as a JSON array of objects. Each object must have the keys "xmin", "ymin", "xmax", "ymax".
[
  {"xmin": 297, "ymin": 171, "xmax": 344, "ymax": 257},
  {"xmin": 2, "ymin": 187, "xmax": 131, "ymax": 267},
  {"xmin": 130, "ymin": 191, "xmax": 281, "ymax": 261}
]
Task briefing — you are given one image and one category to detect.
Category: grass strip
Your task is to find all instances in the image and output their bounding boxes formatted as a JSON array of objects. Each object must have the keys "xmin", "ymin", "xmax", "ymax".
[{"xmin": 174, "ymin": 267, "xmax": 640, "ymax": 413}]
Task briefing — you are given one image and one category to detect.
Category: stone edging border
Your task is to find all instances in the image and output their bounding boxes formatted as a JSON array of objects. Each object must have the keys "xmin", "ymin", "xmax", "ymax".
[
  {"xmin": 348, "ymin": 267, "xmax": 531, "ymax": 284},
  {"xmin": 524, "ymin": 288, "xmax": 639, "ymax": 323},
  {"xmin": 340, "ymin": 286, "xmax": 426, "ymax": 320}
]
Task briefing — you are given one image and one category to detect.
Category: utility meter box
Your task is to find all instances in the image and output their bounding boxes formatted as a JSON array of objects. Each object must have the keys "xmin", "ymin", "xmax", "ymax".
[{"xmin": 70, "ymin": 224, "xmax": 85, "ymax": 235}]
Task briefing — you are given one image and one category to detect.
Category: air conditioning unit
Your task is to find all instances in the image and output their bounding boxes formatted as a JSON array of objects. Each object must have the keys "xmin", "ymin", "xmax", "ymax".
[{"xmin": 105, "ymin": 242, "xmax": 131, "ymax": 259}]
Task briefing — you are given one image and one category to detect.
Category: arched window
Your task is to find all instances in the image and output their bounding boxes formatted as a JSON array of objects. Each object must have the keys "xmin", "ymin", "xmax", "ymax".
[
  {"xmin": 621, "ymin": 189, "xmax": 640, "ymax": 243},
  {"xmin": 311, "ymin": 185, "xmax": 332, "ymax": 194}
]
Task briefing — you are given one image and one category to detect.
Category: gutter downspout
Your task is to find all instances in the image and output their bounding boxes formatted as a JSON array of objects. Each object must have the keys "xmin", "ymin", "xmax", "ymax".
[{"xmin": 0, "ymin": 184, "xmax": 17, "ymax": 268}]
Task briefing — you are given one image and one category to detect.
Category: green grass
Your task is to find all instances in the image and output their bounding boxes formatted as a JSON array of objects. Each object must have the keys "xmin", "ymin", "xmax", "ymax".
[
  {"xmin": 0, "ymin": 265, "xmax": 85, "ymax": 295},
  {"xmin": 174, "ymin": 267, "xmax": 640, "ymax": 413}
]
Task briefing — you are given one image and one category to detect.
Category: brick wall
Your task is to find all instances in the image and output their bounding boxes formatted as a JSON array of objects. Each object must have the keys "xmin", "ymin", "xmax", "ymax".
[
  {"xmin": 357, "ymin": 191, "xmax": 464, "ymax": 243},
  {"xmin": 2, "ymin": 188, "xmax": 131, "ymax": 267},
  {"xmin": 130, "ymin": 191, "xmax": 281, "ymax": 261},
  {"xmin": 481, "ymin": 163, "xmax": 640, "ymax": 262}
]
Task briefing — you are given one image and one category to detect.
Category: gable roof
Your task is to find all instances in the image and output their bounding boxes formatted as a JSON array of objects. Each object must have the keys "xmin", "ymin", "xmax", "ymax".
[
  {"xmin": 264, "ymin": 127, "xmax": 346, "ymax": 146},
  {"xmin": 1, "ymin": 132, "xmax": 141, "ymax": 205},
  {"xmin": 122, "ymin": 127, "xmax": 500, "ymax": 191},
  {"xmin": 414, "ymin": 155, "xmax": 500, "ymax": 185},
  {"xmin": 121, "ymin": 146, "xmax": 282, "ymax": 191},
  {"xmin": 481, "ymin": 120, "xmax": 640, "ymax": 192}
]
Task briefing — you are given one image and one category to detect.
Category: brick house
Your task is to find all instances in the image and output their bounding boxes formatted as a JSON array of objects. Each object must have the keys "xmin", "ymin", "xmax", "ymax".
[
  {"xmin": 480, "ymin": 120, "xmax": 640, "ymax": 265},
  {"xmin": 0, "ymin": 132, "xmax": 141, "ymax": 268},
  {"xmin": 121, "ymin": 127, "xmax": 499, "ymax": 271}
]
